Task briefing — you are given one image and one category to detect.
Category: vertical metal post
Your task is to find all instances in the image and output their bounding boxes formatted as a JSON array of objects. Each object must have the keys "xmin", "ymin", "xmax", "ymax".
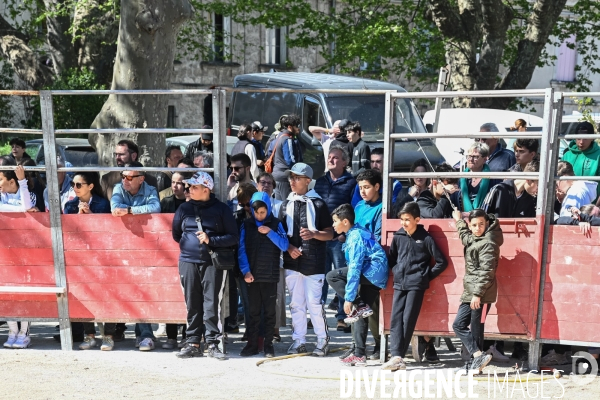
[
  {"xmin": 40, "ymin": 90, "xmax": 72, "ymax": 351},
  {"xmin": 212, "ymin": 89, "xmax": 227, "ymax": 202},
  {"xmin": 382, "ymin": 91, "xmax": 394, "ymax": 218},
  {"xmin": 432, "ymin": 66, "xmax": 450, "ymax": 133},
  {"xmin": 211, "ymin": 88, "xmax": 229, "ymax": 352},
  {"xmin": 528, "ymin": 89, "xmax": 562, "ymax": 370}
]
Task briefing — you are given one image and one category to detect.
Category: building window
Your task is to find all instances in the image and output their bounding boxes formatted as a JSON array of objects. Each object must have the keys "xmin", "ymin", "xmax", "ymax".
[
  {"xmin": 555, "ymin": 35, "xmax": 576, "ymax": 82},
  {"xmin": 212, "ymin": 13, "xmax": 231, "ymax": 62},
  {"xmin": 265, "ymin": 27, "xmax": 286, "ymax": 65},
  {"xmin": 167, "ymin": 105, "xmax": 176, "ymax": 128}
]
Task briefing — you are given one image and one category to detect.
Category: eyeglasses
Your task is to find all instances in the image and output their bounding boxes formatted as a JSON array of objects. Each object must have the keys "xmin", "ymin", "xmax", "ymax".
[
  {"xmin": 289, "ymin": 175, "xmax": 307, "ymax": 182},
  {"xmin": 466, "ymin": 155, "xmax": 481, "ymax": 160},
  {"xmin": 120, "ymin": 173, "xmax": 143, "ymax": 181},
  {"xmin": 113, "ymin": 152, "xmax": 129, "ymax": 157},
  {"xmin": 69, "ymin": 182, "xmax": 89, "ymax": 189},
  {"xmin": 258, "ymin": 180, "xmax": 273, "ymax": 186},
  {"xmin": 232, "ymin": 166, "xmax": 246, "ymax": 171}
]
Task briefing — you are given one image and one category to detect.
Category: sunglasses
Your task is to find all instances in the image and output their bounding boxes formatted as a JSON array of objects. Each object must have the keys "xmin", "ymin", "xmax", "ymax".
[
  {"xmin": 121, "ymin": 173, "xmax": 143, "ymax": 181},
  {"xmin": 184, "ymin": 186, "xmax": 190, "ymax": 193},
  {"xmin": 69, "ymin": 182, "xmax": 89, "ymax": 189}
]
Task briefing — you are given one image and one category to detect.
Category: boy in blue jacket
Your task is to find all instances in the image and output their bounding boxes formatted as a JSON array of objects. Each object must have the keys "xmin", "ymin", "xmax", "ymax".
[
  {"xmin": 382, "ymin": 201, "xmax": 448, "ymax": 371},
  {"xmin": 238, "ymin": 191, "xmax": 289, "ymax": 358},
  {"xmin": 326, "ymin": 204, "xmax": 389, "ymax": 367}
]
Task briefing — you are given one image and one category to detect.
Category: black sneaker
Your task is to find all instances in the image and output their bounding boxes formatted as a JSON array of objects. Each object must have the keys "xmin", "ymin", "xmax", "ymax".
[
  {"xmin": 307, "ymin": 319, "xmax": 314, "ymax": 329},
  {"xmin": 511, "ymin": 346, "xmax": 529, "ymax": 361},
  {"xmin": 207, "ymin": 344, "xmax": 227, "ymax": 360},
  {"xmin": 176, "ymin": 343, "xmax": 203, "ymax": 358},
  {"xmin": 471, "ymin": 353, "xmax": 493, "ymax": 374},
  {"xmin": 339, "ymin": 345, "xmax": 355, "ymax": 359},
  {"xmin": 418, "ymin": 337, "xmax": 427, "ymax": 361},
  {"xmin": 240, "ymin": 343, "xmax": 259, "ymax": 357},
  {"xmin": 328, "ymin": 298, "xmax": 339, "ymax": 311},
  {"xmin": 264, "ymin": 343, "xmax": 275, "ymax": 358},
  {"xmin": 424, "ymin": 342, "xmax": 440, "ymax": 362}
]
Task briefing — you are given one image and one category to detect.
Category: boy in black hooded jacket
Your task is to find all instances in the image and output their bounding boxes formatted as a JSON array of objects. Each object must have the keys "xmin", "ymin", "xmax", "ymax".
[{"xmin": 381, "ymin": 202, "xmax": 447, "ymax": 371}]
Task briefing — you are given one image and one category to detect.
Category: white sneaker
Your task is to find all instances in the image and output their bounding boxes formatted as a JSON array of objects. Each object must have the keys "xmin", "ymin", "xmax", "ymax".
[
  {"xmin": 79, "ymin": 336, "xmax": 97, "ymax": 350},
  {"xmin": 135, "ymin": 336, "xmax": 142, "ymax": 348},
  {"xmin": 154, "ymin": 324, "xmax": 167, "ymax": 337},
  {"xmin": 139, "ymin": 338, "xmax": 155, "ymax": 351},
  {"xmin": 541, "ymin": 349, "xmax": 568, "ymax": 365},
  {"xmin": 287, "ymin": 339, "xmax": 307, "ymax": 354},
  {"xmin": 486, "ymin": 345, "xmax": 510, "ymax": 362},
  {"xmin": 100, "ymin": 337, "xmax": 114, "ymax": 351},
  {"xmin": 312, "ymin": 338, "xmax": 329, "ymax": 357},
  {"xmin": 12, "ymin": 333, "xmax": 31, "ymax": 349},
  {"xmin": 3, "ymin": 332, "xmax": 17, "ymax": 348}
]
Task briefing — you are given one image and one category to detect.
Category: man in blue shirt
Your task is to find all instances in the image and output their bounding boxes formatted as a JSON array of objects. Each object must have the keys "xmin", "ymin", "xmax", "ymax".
[{"xmin": 110, "ymin": 162, "xmax": 161, "ymax": 351}]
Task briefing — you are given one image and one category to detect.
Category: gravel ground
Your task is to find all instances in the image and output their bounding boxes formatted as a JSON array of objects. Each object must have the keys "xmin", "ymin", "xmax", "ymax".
[{"xmin": 2, "ymin": 307, "xmax": 600, "ymax": 399}]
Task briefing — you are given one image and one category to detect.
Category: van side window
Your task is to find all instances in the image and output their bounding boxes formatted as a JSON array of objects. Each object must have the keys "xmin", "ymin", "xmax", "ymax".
[{"xmin": 303, "ymin": 98, "xmax": 326, "ymax": 134}]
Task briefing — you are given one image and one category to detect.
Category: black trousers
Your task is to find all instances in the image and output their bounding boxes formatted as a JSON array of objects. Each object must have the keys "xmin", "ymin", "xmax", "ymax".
[
  {"xmin": 452, "ymin": 302, "xmax": 492, "ymax": 356},
  {"xmin": 389, "ymin": 289, "xmax": 425, "ymax": 358},
  {"xmin": 247, "ymin": 281, "xmax": 277, "ymax": 346},
  {"xmin": 179, "ymin": 261, "xmax": 226, "ymax": 345},
  {"xmin": 326, "ymin": 267, "xmax": 381, "ymax": 357},
  {"xmin": 166, "ymin": 324, "xmax": 187, "ymax": 341}
]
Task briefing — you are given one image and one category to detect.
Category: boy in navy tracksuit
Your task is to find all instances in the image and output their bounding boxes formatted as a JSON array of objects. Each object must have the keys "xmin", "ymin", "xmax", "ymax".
[
  {"xmin": 382, "ymin": 201, "xmax": 448, "ymax": 371},
  {"xmin": 238, "ymin": 191, "xmax": 289, "ymax": 358}
]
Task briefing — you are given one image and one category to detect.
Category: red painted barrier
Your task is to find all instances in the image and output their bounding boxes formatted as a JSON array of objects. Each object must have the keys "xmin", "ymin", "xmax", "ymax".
[
  {"xmin": 541, "ymin": 225, "xmax": 600, "ymax": 343},
  {"xmin": 63, "ymin": 214, "xmax": 187, "ymax": 323},
  {"xmin": 0, "ymin": 213, "xmax": 58, "ymax": 319},
  {"xmin": 379, "ymin": 218, "xmax": 542, "ymax": 340}
]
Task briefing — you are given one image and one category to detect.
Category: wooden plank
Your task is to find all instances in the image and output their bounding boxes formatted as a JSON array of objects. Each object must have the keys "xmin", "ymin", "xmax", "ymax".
[
  {"xmin": 68, "ymin": 300, "xmax": 187, "ymax": 320},
  {"xmin": 542, "ymin": 301, "xmax": 600, "ymax": 323},
  {"xmin": 541, "ymin": 320, "xmax": 600, "ymax": 342},
  {"xmin": 0, "ymin": 301, "xmax": 58, "ymax": 318},
  {"xmin": 68, "ymin": 283, "xmax": 185, "ymax": 302},
  {"xmin": 547, "ymin": 245, "xmax": 600, "ymax": 267},
  {"xmin": 414, "ymin": 313, "xmax": 529, "ymax": 335},
  {"xmin": 61, "ymin": 214, "xmax": 175, "ymax": 233},
  {"xmin": 0, "ymin": 213, "xmax": 51, "ymax": 230},
  {"xmin": 549, "ymin": 225, "xmax": 600, "ymax": 245},
  {"xmin": 0, "ymin": 231, "xmax": 53, "ymax": 248},
  {"xmin": 66, "ymin": 266, "xmax": 180, "ymax": 285},
  {"xmin": 0, "ymin": 286, "xmax": 65, "ymax": 294},
  {"xmin": 0, "ymin": 249, "xmax": 55, "ymax": 266},
  {"xmin": 62, "ymin": 232, "xmax": 178, "ymax": 251},
  {"xmin": 0, "ymin": 265, "xmax": 56, "ymax": 285},
  {"xmin": 64, "ymin": 250, "xmax": 179, "ymax": 267},
  {"xmin": 545, "ymin": 264, "xmax": 593, "ymax": 285},
  {"xmin": 543, "ymin": 283, "xmax": 600, "ymax": 303}
]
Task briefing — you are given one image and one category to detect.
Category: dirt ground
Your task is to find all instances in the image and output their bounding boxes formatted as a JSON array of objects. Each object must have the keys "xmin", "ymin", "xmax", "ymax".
[{"xmin": 2, "ymin": 309, "xmax": 600, "ymax": 399}]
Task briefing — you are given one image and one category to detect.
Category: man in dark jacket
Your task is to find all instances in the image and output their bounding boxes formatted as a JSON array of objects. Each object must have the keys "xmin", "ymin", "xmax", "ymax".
[
  {"xmin": 272, "ymin": 114, "xmax": 302, "ymax": 201},
  {"xmin": 382, "ymin": 202, "xmax": 447, "ymax": 371},
  {"xmin": 279, "ymin": 163, "xmax": 334, "ymax": 356},
  {"xmin": 478, "ymin": 123, "xmax": 516, "ymax": 174},
  {"xmin": 156, "ymin": 145, "xmax": 184, "ymax": 193},
  {"xmin": 172, "ymin": 172, "xmax": 238, "ymax": 360},
  {"xmin": 314, "ymin": 145, "xmax": 356, "ymax": 330},
  {"xmin": 345, "ymin": 122, "xmax": 370, "ymax": 177},
  {"xmin": 185, "ymin": 126, "xmax": 213, "ymax": 159}
]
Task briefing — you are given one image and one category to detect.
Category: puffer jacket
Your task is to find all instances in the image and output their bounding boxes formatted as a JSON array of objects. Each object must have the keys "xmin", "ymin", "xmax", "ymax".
[
  {"xmin": 455, "ymin": 214, "xmax": 504, "ymax": 303},
  {"xmin": 313, "ymin": 171, "xmax": 356, "ymax": 217}
]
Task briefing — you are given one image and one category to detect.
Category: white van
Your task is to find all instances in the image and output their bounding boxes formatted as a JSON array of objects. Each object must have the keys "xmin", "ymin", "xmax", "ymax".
[{"xmin": 422, "ymin": 108, "xmax": 544, "ymax": 167}]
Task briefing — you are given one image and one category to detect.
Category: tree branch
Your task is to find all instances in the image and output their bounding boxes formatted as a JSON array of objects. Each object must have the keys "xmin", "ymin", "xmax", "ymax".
[
  {"xmin": 43, "ymin": 0, "xmax": 78, "ymax": 75},
  {"xmin": 427, "ymin": 0, "xmax": 470, "ymax": 41}
]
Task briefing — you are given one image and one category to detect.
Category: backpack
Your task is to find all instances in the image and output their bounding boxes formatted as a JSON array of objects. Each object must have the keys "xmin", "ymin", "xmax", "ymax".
[{"xmin": 264, "ymin": 133, "xmax": 290, "ymax": 174}]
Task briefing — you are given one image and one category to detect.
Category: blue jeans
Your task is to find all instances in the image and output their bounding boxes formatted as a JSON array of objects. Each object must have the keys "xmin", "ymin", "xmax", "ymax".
[
  {"xmin": 135, "ymin": 323, "xmax": 156, "ymax": 340},
  {"xmin": 321, "ymin": 239, "xmax": 346, "ymax": 321}
]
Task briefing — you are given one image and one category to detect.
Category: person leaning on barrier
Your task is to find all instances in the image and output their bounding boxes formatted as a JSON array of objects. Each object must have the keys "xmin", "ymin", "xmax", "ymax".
[
  {"xmin": 0, "ymin": 164, "xmax": 36, "ymax": 212},
  {"xmin": 561, "ymin": 121, "xmax": 600, "ymax": 202},
  {"xmin": 508, "ymin": 139, "xmax": 539, "ymax": 173},
  {"xmin": 185, "ymin": 126, "xmax": 213, "ymax": 159},
  {"xmin": 9, "ymin": 137, "xmax": 31, "ymax": 163},
  {"xmin": 172, "ymin": 172, "xmax": 239, "ymax": 360},
  {"xmin": 18, "ymin": 158, "xmax": 46, "ymax": 212},
  {"xmin": 155, "ymin": 145, "xmax": 184, "ymax": 193},
  {"xmin": 477, "ymin": 123, "xmax": 516, "ymax": 175},
  {"xmin": 111, "ymin": 162, "xmax": 160, "ymax": 217},
  {"xmin": 459, "ymin": 142, "xmax": 493, "ymax": 217},
  {"xmin": 555, "ymin": 160, "xmax": 598, "ymax": 219},
  {"xmin": 391, "ymin": 158, "xmax": 432, "ymax": 218},
  {"xmin": 43, "ymin": 157, "xmax": 76, "ymax": 212},
  {"xmin": 482, "ymin": 160, "xmax": 539, "ymax": 219},
  {"xmin": 351, "ymin": 147, "xmax": 403, "ymax": 207},
  {"xmin": 159, "ymin": 158, "xmax": 194, "ymax": 200}
]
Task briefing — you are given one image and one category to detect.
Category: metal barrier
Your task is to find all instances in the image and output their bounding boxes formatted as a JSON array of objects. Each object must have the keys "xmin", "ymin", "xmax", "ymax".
[{"xmin": 1, "ymin": 87, "xmax": 600, "ymax": 367}]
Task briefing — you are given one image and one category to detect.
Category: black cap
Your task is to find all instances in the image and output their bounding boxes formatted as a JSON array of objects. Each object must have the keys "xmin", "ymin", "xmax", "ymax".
[
  {"xmin": 576, "ymin": 121, "xmax": 596, "ymax": 134},
  {"xmin": 338, "ymin": 119, "xmax": 350, "ymax": 130}
]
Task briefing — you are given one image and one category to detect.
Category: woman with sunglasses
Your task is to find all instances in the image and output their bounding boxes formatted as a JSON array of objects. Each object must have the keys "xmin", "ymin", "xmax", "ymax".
[{"xmin": 63, "ymin": 172, "xmax": 111, "ymax": 351}]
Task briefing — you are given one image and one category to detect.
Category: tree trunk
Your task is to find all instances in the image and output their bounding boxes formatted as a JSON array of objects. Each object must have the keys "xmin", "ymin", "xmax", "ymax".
[
  {"xmin": 89, "ymin": 0, "xmax": 192, "ymax": 168},
  {"xmin": 43, "ymin": 0, "xmax": 78, "ymax": 75}
]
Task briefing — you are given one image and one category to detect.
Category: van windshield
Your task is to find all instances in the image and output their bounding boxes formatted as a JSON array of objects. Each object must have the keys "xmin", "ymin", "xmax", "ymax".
[{"xmin": 325, "ymin": 96, "xmax": 426, "ymax": 141}]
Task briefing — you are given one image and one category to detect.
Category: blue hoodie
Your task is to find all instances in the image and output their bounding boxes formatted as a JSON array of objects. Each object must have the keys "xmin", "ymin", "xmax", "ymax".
[
  {"xmin": 238, "ymin": 191, "xmax": 289, "ymax": 276},
  {"xmin": 343, "ymin": 224, "xmax": 389, "ymax": 302},
  {"xmin": 354, "ymin": 197, "xmax": 383, "ymax": 242}
]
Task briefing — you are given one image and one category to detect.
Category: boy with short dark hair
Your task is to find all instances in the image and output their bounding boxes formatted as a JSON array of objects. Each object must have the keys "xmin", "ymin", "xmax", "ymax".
[
  {"xmin": 451, "ymin": 208, "xmax": 504, "ymax": 374},
  {"xmin": 238, "ymin": 191, "xmax": 289, "ymax": 358},
  {"xmin": 354, "ymin": 169, "xmax": 383, "ymax": 241},
  {"xmin": 382, "ymin": 202, "xmax": 448, "ymax": 371},
  {"xmin": 326, "ymin": 204, "xmax": 388, "ymax": 366}
]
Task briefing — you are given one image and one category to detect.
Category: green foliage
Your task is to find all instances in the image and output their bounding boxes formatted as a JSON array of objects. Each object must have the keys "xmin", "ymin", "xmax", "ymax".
[
  {"xmin": 0, "ymin": 62, "xmax": 16, "ymax": 127},
  {"xmin": 0, "ymin": 142, "xmax": 11, "ymax": 156},
  {"xmin": 572, "ymin": 97, "xmax": 597, "ymax": 126},
  {"xmin": 24, "ymin": 68, "xmax": 107, "ymax": 129}
]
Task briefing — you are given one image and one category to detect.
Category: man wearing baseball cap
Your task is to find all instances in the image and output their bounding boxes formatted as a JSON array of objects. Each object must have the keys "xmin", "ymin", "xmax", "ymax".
[
  {"xmin": 185, "ymin": 125, "xmax": 214, "ymax": 160},
  {"xmin": 278, "ymin": 163, "xmax": 334, "ymax": 356},
  {"xmin": 172, "ymin": 172, "xmax": 238, "ymax": 360},
  {"xmin": 251, "ymin": 121, "xmax": 268, "ymax": 168}
]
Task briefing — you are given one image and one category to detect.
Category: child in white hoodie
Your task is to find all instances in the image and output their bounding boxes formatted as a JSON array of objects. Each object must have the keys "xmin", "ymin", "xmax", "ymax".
[
  {"xmin": 0, "ymin": 164, "xmax": 35, "ymax": 348},
  {"xmin": 556, "ymin": 161, "xmax": 598, "ymax": 218}
]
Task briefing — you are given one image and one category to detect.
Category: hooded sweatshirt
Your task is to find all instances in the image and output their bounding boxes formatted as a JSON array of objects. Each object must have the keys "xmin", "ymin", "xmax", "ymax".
[
  {"xmin": 562, "ymin": 140, "xmax": 600, "ymax": 198},
  {"xmin": 559, "ymin": 180, "xmax": 598, "ymax": 217},
  {"xmin": 354, "ymin": 197, "xmax": 382, "ymax": 242},
  {"xmin": 388, "ymin": 225, "xmax": 448, "ymax": 291},
  {"xmin": 238, "ymin": 192, "xmax": 289, "ymax": 280},
  {"xmin": 455, "ymin": 214, "xmax": 504, "ymax": 303},
  {"xmin": 0, "ymin": 178, "xmax": 35, "ymax": 212},
  {"xmin": 342, "ymin": 225, "xmax": 389, "ymax": 302}
]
